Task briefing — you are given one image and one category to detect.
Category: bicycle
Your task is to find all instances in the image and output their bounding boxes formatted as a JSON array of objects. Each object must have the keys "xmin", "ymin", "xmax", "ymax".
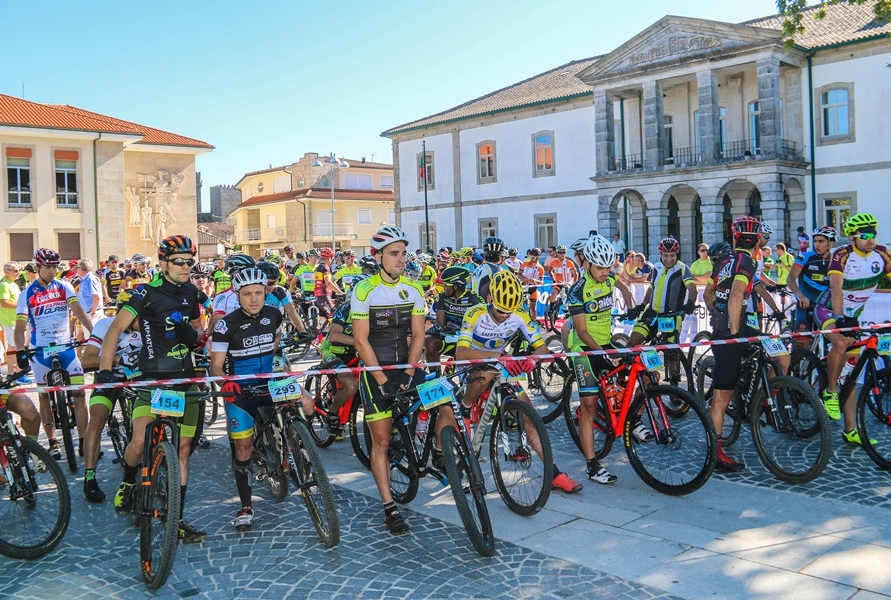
[
  {"xmin": 626, "ymin": 309, "xmax": 698, "ymax": 403},
  {"xmin": 0, "ymin": 371, "xmax": 71, "ymax": 559},
  {"xmin": 515, "ymin": 329, "xmax": 572, "ymax": 425},
  {"xmin": 304, "ymin": 356, "xmax": 367, "ymax": 466},
  {"xmin": 563, "ymin": 348, "xmax": 718, "ymax": 495},
  {"xmin": 106, "ymin": 379, "xmax": 136, "ymax": 465},
  {"xmin": 24, "ymin": 341, "xmax": 85, "ymax": 473},
  {"xmin": 697, "ymin": 334, "xmax": 831, "ymax": 484},
  {"xmin": 378, "ymin": 371, "xmax": 494, "ymax": 557}
]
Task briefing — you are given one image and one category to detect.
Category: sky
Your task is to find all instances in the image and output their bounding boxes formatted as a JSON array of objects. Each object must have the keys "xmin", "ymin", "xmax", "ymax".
[{"xmin": 1, "ymin": 0, "xmax": 782, "ymax": 211}]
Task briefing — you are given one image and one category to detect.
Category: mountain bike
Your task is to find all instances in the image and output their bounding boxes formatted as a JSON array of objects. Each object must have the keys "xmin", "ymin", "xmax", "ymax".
[
  {"xmin": 107, "ymin": 384, "xmax": 136, "ymax": 466},
  {"xmin": 0, "ymin": 371, "xmax": 70, "ymax": 559},
  {"xmin": 697, "ymin": 335, "xmax": 831, "ymax": 484},
  {"xmin": 563, "ymin": 348, "xmax": 717, "ymax": 495}
]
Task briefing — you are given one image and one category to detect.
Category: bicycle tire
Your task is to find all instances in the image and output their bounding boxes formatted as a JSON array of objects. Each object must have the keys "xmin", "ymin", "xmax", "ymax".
[
  {"xmin": 856, "ymin": 366, "xmax": 891, "ymax": 471},
  {"xmin": 0, "ymin": 438, "xmax": 71, "ymax": 559},
  {"xmin": 750, "ymin": 376, "xmax": 831, "ymax": 484},
  {"xmin": 387, "ymin": 423, "xmax": 419, "ymax": 505},
  {"xmin": 625, "ymin": 386, "xmax": 717, "ymax": 495},
  {"xmin": 527, "ymin": 334, "xmax": 571, "ymax": 423},
  {"xmin": 287, "ymin": 420, "xmax": 340, "ymax": 547},
  {"xmin": 657, "ymin": 348, "xmax": 695, "ymax": 415},
  {"xmin": 696, "ymin": 356, "xmax": 743, "ymax": 447},
  {"xmin": 305, "ymin": 374, "xmax": 336, "ymax": 448},
  {"xmin": 490, "ymin": 398, "xmax": 553, "ymax": 515},
  {"xmin": 261, "ymin": 423, "xmax": 288, "ymax": 500},
  {"xmin": 140, "ymin": 440, "xmax": 181, "ymax": 590},
  {"xmin": 611, "ymin": 332, "xmax": 630, "ymax": 347},
  {"xmin": 203, "ymin": 393, "xmax": 218, "ymax": 426},
  {"xmin": 441, "ymin": 426, "xmax": 495, "ymax": 557},
  {"xmin": 563, "ymin": 385, "xmax": 614, "ymax": 459},
  {"xmin": 688, "ymin": 330, "xmax": 712, "ymax": 372},
  {"xmin": 56, "ymin": 391, "xmax": 77, "ymax": 473},
  {"xmin": 348, "ymin": 397, "xmax": 371, "ymax": 470}
]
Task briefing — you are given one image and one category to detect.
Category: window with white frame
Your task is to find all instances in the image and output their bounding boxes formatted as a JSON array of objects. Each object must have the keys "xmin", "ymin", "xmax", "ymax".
[
  {"xmin": 664, "ymin": 116, "xmax": 674, "ymax": 162},
  {"xmin": 478, "ymin": 218, "xmax": 497, "ymax": 244},
  {"xmin": 387, "ymin": 209, "xmax": 395, "ymax": 225},
  {"xmin": 357, "ymin": 208, "xmax": 372, "ymax": 225},
  {"xmin": 532, "ymin": 131, "xmax": 554, "ymax": 176},
  {"xmin": 821, "ymin": 88, "xmax": 850, "ymax": 138},
  {"xmin": 380, "ymin": 174, "xmax": 393, "ymax": 188},
  {"xmin": 55, "ymin": 158, "xmax": 78, "ymax": 207},
  {"xmin": 535, "ymin": 214, "xmax": 556, "ymax": 249},
  {"xmin": 273, "ymin": 175, "xmax": 290, "ymax": 193},
  {"xmin": 417, "ymin": 151, "xmax": 434, "ymax": 190},
  {"xmin": 344, "ymin": 173, "xmax": 373, "ymax": 190},
  {"xmin": 821, "ymin": 194, "xmax": 854, "ymax": 239},
  {"xmin": 6, "ymin": 152, "xmax": 31, "ymax": 207},
  {"xmin": 477, "ymin": 141, "xmax": 496, "ymax": 183},
  {"xmin": 266, "ymin": 214, "xmax": 277, "ymax": 229},
  {"xmin": 419, "ymin": 222, "xmax": 436, "ymax": 252}
]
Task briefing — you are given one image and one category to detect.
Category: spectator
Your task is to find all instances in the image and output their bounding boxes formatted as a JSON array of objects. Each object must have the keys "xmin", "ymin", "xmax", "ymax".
[
  {"xmin": 611, "ymin": 233, "xmax": 626, "ymax": 256},
  {"xmin": 796, "ymin": 226, "xmax": 810, "ymax": 253},
  {"xmin": 0, "ymin": 262, "xmax": 22, "ymax": 375},
  {"xmin": 76, "ymin": 260, "xmax": 103, "ymax": 323},
  {"xmin": 691, "ymin": 243, "xmax": 712, "ymax": 284},
  {"xmin": 21, "ymin": 263, "xmax": 37, "ymax": 287},
  {"xmin": 774, "ymin": 243, "xmax": 795, "ymax": 285},
  {"xmin": 633, "ymin": 252, "xmax": 655, "ymax": 284},
  {"xmin": 761, "ymin": 246, "xmax": 775, "ymax": 278}
]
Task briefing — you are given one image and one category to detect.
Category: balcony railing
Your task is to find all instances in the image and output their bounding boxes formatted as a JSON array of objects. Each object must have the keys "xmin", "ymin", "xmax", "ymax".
[
  {"xmin": 312, "ymin": 222, "xmax": 355, "ymax": 239},
  {"xmin": 663, "ymin": 147, "xmax": 700, "ymax": 166},
  {"xmin": 608, "ymin": 154, "xmax": 644, "ymax": 172},
  {"xmin": 234, "ymin": 227, "xmax": 286, "ymax": 243},
  {"xmin": 716, "ymin": 139, "xmax": 761, "ymax": 161},
  {"xmin": 246, "ymin": 228, "xmax": 261, "ymax": 241},
  {"xmin": 780, "ymin": 139, "xmax": 803, "ymax": 161}
]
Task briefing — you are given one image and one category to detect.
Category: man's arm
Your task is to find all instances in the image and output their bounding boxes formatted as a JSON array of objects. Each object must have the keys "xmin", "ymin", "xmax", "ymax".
[
  {"xmin": 324, "ymin": 273, "xmax": 343, "ymax": 296},
  {"xmin": 209, "ymin": 350, "xmax": 227, "ymax": 378},
  {"xmin": 754, "ymin": 281, "xmax": 781, "ymax": 313},
  {"xmin": 328, "ymin": 322, "xmax": 354, "ymax": 347},
  {"xmin": 571, "ymin": 313, "xmax": 601, "ymax": 350},
  {"xmin": 99, "ymin": 310, "xmax": 136, "ymax": 371},
  {"xmin": 786, "ymin": 264, "xmax": 808, "ymax": 308},
  {"xmin": 685, "ymin": 281, "xmax": 698, "ymax": 305},
  {"xmin": 615, "ymin": 278, "xmax": 636, "ymax": 311},
  {"xmin": 704, "ymin": 282, "xmax": 715, "ymax": 312}
]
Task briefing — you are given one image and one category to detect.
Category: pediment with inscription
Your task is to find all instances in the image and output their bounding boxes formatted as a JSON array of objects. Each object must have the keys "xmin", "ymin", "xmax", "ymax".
[{"xmin": 578, "ymin": 16, "xmax": 783, "ymax": 81}]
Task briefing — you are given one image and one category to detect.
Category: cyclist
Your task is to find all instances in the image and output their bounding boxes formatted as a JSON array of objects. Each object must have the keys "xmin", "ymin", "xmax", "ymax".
[
  {"xmin": 80, "ymin": 291, "xmax": 143, "ymax": 502},
  {"xmin": 470, "ymin": 237, "xmax": 505, "ymax": 301},
  {"xmin": 333, "ymin": 250, "xmax": 362, "ymax": 295},
  {"xmin": 788, "ymin": 226, "xmax": 836, "ymax": 346},
  {"xmin": 704, "ymin": 216, "xmax": 762, "ymax": 472},
  {"xmin": 104, "ymin": 255, "xmax": 125, "ymax": 305},
  {"xmin": 210, "ymin": 254, "xmax": 256, "ymax": 335},
  {"xmin": 190, "ymin": 263, "xmax": 213, "ymax": 297},
  {"xmin": 211, "ymin": 255, "xmax": 231, "ymax": 295},
  {"xmin": 210, "ymin": 267, "xmax": 313, "ymax": 531},
  {"xmin": 96, "ymin": 235, "xmax": 210, "ymax": 543},
  {"xmin": 257, "ymin": 261, "xmax": 310, "ymax": 336},
  {"xmin": 519, "ymin": 248, "xmax": 544, "ymax": 320},
  {"xmin": 813, "ymin": 214, "xmax": 891, "ymax": 437},
  {"xmin": 424, "ymin": 266, "xmax": 484, "ymax": 367},
  {"xmin": 504, "ymin": 247, "xmax": 522, "ymax": 273},
  {"xmin": 566, "ymin": 235, "xmax": 637, "ymax": 485},
  {"xmin": 416, "ymin": 254, "xmax": 438, "ymax": 296},
  {"xmin": 314, "ymin": 247, "xmax": 344, "ymax": 319},
  {"xmin": 14, "ymin": 248, "xmax": 94, "ymax": 461},
  {"xmin": 352, "ymin": 226, "xmax": 427, "ymax": 535},
  {"xmin": 282, "ymin": 244, "xmax": 296, "ymax": 271},
  {"xmin": 547, "ymin": 244, "xmax": 576, "ymax": 317},
  {"xmin": 123, "ymin": 254, "xmax": 152, "ymax": 290}
]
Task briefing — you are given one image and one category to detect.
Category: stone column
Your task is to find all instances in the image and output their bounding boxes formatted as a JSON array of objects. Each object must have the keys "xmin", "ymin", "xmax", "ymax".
[
  {"xmin": 597, "ymin": 194, "xmax": 618, "ymax": 239},
  {"xmin": 676, "ymin": 209, "xmax": 696, "ymax": 263},
  {"xmin": 594, "ymin": 90, "xmax": 615, "ymax": 175},
  {"xmin": 451, "ymin": 130, "xmax": 463, "ymax": 247},
  {"xmin": 783, "ymin": 68, "xmax": 803, "ymax": 158},
  {"xmin": 696, "ymin": 70, "xmax": 721, "ymax": 163},
  {"xmin": 698, "ymin": 186, "xmax": 723, "ymax": 245},
  {"xmin": 642, "ymin": 81, "xmax": 664, "ymax": 169},
  {"xmin": 757, "ymin": 57, "xmax": 782, "ymax": 158},
  {"xmin": 645, "ymin": 192, "xmax": 667, "ymax": 259},
  {"xmin": 759, "ymin": 175, "xmax": 786, "ymax": 244}
]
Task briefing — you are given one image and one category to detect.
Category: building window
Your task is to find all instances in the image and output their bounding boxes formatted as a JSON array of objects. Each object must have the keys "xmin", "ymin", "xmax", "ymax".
[
  {"xmin": 822, "ymin": 89, "xmax": 849, "ymax": 137},
  {"xmin": 749, "ymin": 101, "xmax": 760, "ymax": 154},
  {"xmin": 821, "ymin": 194, "xmax": 855, "ymax": 240},
  {"xmin": 7, "ymin": 151, "xmax": 31, "ymax": 207},
  {"xmin": 532, "ymin": 131, "xmax": 554, "ymax": 176},
  {"xmin": 357, "ymin": 208, "xmax": 372, "ymax": 225},
  {"xmin": 535, "ymin": 214, "xmax": 556, "ymax": 249},
  {"xmin": 319, "ymin": 174, "xmax": 331, "ymax": 188},
  {"xmin": 419, "ymin": 222, "xmax": 436, "ymax": 252},
  {"xmin": 9, "ymin": 232, "xmax": 34, "ymax": 262},
  {"xmin": 55, "ymin": 157, "xmax": 78, "ymax": 207},
  {"xmin": 57, "ymin": 232, "xmax": 81, "ymax": 260},
  {"xmin": 344, "ymin": 173, "xmax": 373, "ymax": 190},
  {"xmin": 417, "ymin": 151, "xmax": 434, "ymax": 191},
  {"xmin": 387, "ymin": 209, "xmax": 395, "ymax": 225},
  {"xmin": 613, "ymin": 120, "xmax": 621, "ymax": 158},
  {"xmin": 380, "ymin": 175, "xmax": 394, "ymax": 189},
  {"xmin": 257, "ymin": 182, "xmax": 264, "ymax": 193},
  {"xmin": 266, "ymin": 214, "xmax": 277, "ymax": 229},
  {"xmin": 478, "ymin": 218, "xmax": 497, "ymax": 244},
  {"xmin": 477, "ymin": 141, "xmax": 496, "ymax": 184},
  {"xmin": 664, "ymin": 116, "xmax": 674, "ymax": 162},
  {"xmin": 273, "ymin": 175, "xmax": 290, "ymax": 193},
  {"xmin": 694, "ymin": 108, "xmax": 726, "ymax": 155}
]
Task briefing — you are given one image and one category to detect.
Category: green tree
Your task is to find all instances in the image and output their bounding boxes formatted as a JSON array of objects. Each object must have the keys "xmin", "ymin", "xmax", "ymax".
[{"xmin": 777, "ymin": 1, "xmax": 891, "ymax": 42}]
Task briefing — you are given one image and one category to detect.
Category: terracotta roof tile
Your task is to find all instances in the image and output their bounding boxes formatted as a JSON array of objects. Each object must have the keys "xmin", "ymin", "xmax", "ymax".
[
  {"xmin": 236, "ymin": 188, "xmax": 393, "ymax": 209},
  {"xmin": 743, "ymin": 0, "xmax": 891, "ymax": 48},
  {"xmin": 0, "ymin": 93, "xmax": 212, "ymax": 149}
]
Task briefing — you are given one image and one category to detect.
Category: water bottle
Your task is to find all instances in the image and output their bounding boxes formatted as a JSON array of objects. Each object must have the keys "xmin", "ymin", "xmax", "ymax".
[
  {"xmin": 415, "ymin": 411, "xmax": 429, "ymax": 441},
  {"xmin": 604, "ymin": 375, "xmax": 621, "ymax": 413}
]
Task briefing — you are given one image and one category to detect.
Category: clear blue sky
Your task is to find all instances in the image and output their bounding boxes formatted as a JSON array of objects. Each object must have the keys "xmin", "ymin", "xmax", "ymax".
[{"xmin": 1, "ymin": 0, "xmax": 780, "ymax": 210}]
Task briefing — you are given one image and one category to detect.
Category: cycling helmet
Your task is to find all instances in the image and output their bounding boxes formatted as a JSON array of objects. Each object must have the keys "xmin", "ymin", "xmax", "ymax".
[
  {"xmin": 231, "ymin": 267, "xmax": 268, "ymax": 292},
  {"xmin": 342, "ymin": 249, "xmax": 356, "ymax": 258},
  {"xmin": 358, "ymin": 255, "xmax": 379, "ymax": 273},
  {"xmin": 33, "ymin": 248, "xmax": 61, "ymax": 266},
  {"xmin": 225, "ymin": 254, "xmax": 256, "ymax": 275},
  {"xmin": 658, "ymin": 237, "xmax": 681, "ymax": 254},
  {"xmin": 107, "ymin": 254, "xmax": 120, "ymax": 263},
  {"xmin": 732, "ymin": 216, "xmax": 761, "ymax": 240},
  {"xmin": 257, "ymin": 261, "xmax": 281, "ymax": 282},
  {"xmin": 158, "ymin": 235, "xmax": 196, "ymax": 259},
  {"xmin": 508, "ymin": 246, "xmax": 518, "ymax": 257},
  {"xmin": 708, "ymin": 241, "xmax": 733, "ymax": 259},
  {"xmin": 556, "ymin": 244, "xmax": 567, "ymax": 253},
  {"xmin": 844, "ymin": 213, "xmax": 878, "ymax": 237},
  {"xmin": 283, "ymin": 244, "xmax": 295, "ymax": 253},
  {"xmin": 569, "ymin": 238, "xmax": 588, "ymax": 253},
  {"xmin": 582, "ymin": 235, "xmax": 616, "ymax": 268},
  {"xmin": 190, "ymin": 263, "xmax": 211, "ymax": 276},
  {"xmin": 130, "ymin": 253, "xmax": 147, "ymax": 265},
  {"xmin": 261, "ymin": 249, "xmax": 274, "ymax": 259},
  {"xmin": 483, "ymin": 237, "xmax": 505, "ymax": 254},
  {"xmin": 812, "ymin": 225, "xmax": 837, "ymax": 241},
  {"xmin": 405, "ymin": 260, "xmax": 421, "ymax": 275},
  {"xmin": 294, "ymin": 251, "xmax": 307, "ymax": 260},
  {"xmin": 440, "ymin": 266, "xmax": 471, "ymax": 287},
  {"xmin": 319, "ymin": 247, "xmax": 335, "ymax": 259},
  {"xmin": 759, "ymin": 222, "xmax": 774, "ymax": 239},
  {"xmin": 308, "ymin": 249, "xmax": 320, "ymax": 258},
  {"xmin": 417, "ymin": 253, "xmax": 431, "ymax": 263},
  {"xmin": 370, "ymin": 226, "xmax": 409, "ymax": 253},
  {"xmin": 406, "ymin": 250, "xmax": 416, "ymax": 262},
  {"xmin": 528, "ymin": 247, "xmax": 542, "ymax": 257},
  {"xmin": 266, "ymin": 253, "xmax": 283, "ymax": 264},
  {"xmin": 437, "ymin": 251, "xmax": 451, "ymax": 262},
  {"xmin": 488, "ymin": 270, "xmax": 524, "ymax": 313},
  {"xmin": 459, "ymin": 247, "xmax": 474, "ymax": 258}
]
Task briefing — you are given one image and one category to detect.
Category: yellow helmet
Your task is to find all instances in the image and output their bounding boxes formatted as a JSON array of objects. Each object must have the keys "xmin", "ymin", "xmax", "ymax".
[{"xmin": 489, "ymin": 270, "xmax": 524, "ymax": 313}]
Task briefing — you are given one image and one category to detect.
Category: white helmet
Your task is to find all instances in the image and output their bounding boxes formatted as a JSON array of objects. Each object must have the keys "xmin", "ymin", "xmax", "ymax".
[
  {"xmin": 570, "ymin": 237, "xmax": 589, "ymax": 252},
  {"xmin": 582, "ymin": 235, "xmax": 616, "ymax": 268},
  {"xmin": 231, "ymin": 267, "xmax": 268, "ymax": 291},
  {"xmin": 370, "ymin": 226, "xmax": 409, "ymax": 252},
  {"xmin": 760, "ymin": 222, "xmax": 774, "ymax": 238}
]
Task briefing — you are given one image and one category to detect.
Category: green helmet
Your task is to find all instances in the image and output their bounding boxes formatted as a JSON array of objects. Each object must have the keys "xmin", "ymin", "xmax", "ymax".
[
  {"xmin": 843, "ymin": 213, "xmax": 878, "ymax": 237},
  {"xmin": 441, "ymin": 266, "xmax": 471, "ymax": 287}
]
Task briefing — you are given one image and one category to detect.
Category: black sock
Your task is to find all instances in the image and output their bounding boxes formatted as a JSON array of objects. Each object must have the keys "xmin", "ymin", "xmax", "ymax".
[
  {"xmin": 48, "ymin": 437, "xmax": 58, "ymax": 446},
  {"xmin": 233, "ymin": 458, "xmax": 253, "ymax": 508},
  {"xmin": 180, "ymin": 485, "xmax": 187, "ymax": 520},
  {"xmin": 78, "ymin": 437, "xmax": 84, "ymax": 449},
  {"xmin": 586, "ymin": 458, "xmax": 599, "ymax": 472},
  {"xmin": 229, "ymin": 439, "xmax": 236, "ymax": 460},
  {"xmin": 384, "ymin": 501, "xmax": 399, "ymax": 518},
  {"xmin": 84, "ymin": 468, "xmax": 96, "ymax": 481},
  {"xmin": 123, "ymin": 463, "xmax": 138, "ymax": 484}
]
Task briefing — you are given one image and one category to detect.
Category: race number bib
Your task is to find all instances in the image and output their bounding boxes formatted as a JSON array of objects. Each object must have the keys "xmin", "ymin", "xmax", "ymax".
[
  {"xmin": 761, "ymin": 337, "xmax": 789, "ymax": 357},
  {"xmin": 641, "ymin": 350, "xmax": 663, "ymax": 370},
  {"xmin": 657, "ymin": 317, "xmax": 675, "ymax": 333},
  {"xmin": 268, "ymin": 376, "xmax": 302, "ymax": 403},
  {"xmin": 43, "ymin": 345, "xmax": 66, "ymax": 359},
  {"xmin": 417, "ymin": 377, "xmax": 455, "ymax": 410},
  {"xmin": 746, "ymin": 313, "xmax": 759, "ymax": 329},
  {"xmin": 878, "ymin": 334, "xmax": 891, "ymax": 355},
  {"xmin": 150, "ymin": 390, "xmax": 185, "ymax": 417}
]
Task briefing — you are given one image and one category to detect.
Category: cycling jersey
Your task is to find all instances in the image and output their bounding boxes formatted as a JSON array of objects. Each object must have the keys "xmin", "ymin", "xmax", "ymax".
[
  {"xmin": 320, "ymin": 300, "xmax": 354, "ymax": 359},
  {"xmin": 313, "ymin": 263, "xmax": 332, "ymax": 297},
  {"xmin": 417, "ymin": 265, "xmax": 437, "ymax": 292},
  {"xmin": 16, "ymin": 278, "xmax": 79, "ymax": 346},
  {"xmin": 793, "ymin": 251, "xmax": 831, "ymax": 302},
  {"xmin": 433, "ymin": 289, "xmax": 484, "ymax": 332},
  {"xmin": 211, "ymin": 305, "xmax": 282, "ymax": 376},
  {"xmin": 566, "ymin": 273, "xmax": 617, "ymax": 348},
  {"xmin": 470, "ymin": 262, "xmax": 502, "ymax": 299},
  {"xmin": 351, "ymin": 274, "xmax": 426, "ymax": 364},
  {"xmin": 504, "ymin": 257, "xmax": 522, "ymax": 272},
  {"xmin": 294, "ymin": 264, "xmax": 315, "ymax": 293},
  {"xmin": 105, "ymin": 268, "xmax": 125, "ymax": 299},
  {"xmin": 264, "ymin": 286, "xmax": 292, "ymax": 313},
  {"xmin": 708, "ymin": 249, "xmax": 757, "ymax": 334},
  {"xmin": 816, "ymin": 244, "xmax": 891, "ymax": 318},
  {"xmin": 120, "ymin": 274, "xmax": 209, "ymax": 377},
  {"xmin": 333, "ymin": 264, "xmax": 362, "ymax": 294},
  {"xmin": 550, "ymin": 258, "xmax": 577, "ymax": 286},
  {"xmin": 456, "ymin": 303, "xmax": 544, "ymax": 353},
  {"xmin": 649, "ymin": 261, "xmax": 694, "ymax": 314},
  {"xmin": 519, "ymin": 259, "xmax": 544, "ymax": 295},
  {"xmin": 125, "ymin": 268, "xmax": 151, "ymax": 288},
  {"xmin": 213, "ymin": 289, "xmax": 240, "ymax": 317},
  {"xmin": 87, "ymin": 316, "xmax": 142, "ymax": 367},
  {"xmin": 775, "ymin": 252, "xmax": 795, "ymax": 285},
  {"xmin": 212, "ymin": 270, "xmax": 231, "ymax": 295}
]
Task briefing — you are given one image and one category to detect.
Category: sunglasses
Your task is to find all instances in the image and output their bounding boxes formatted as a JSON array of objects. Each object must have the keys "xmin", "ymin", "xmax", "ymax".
[
  {"xmin": 853, "ymin": 232, "xmax": 877, "ymax": 241},
  {"xmin": 699, "ymin": 248, "xmax": 708, "ymax": 253},
  {"xmin": 166, "ymin": 258, "xmax": 196, "ymax": 267},
  {"xmin": 492, "ymin": 306, "xmax": 512, "ymax": 316}
]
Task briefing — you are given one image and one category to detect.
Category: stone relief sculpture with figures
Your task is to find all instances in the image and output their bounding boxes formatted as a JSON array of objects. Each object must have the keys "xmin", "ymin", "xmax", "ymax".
[{"xmin": 130, "ymin": 170, "xmax": 185, "ymax": 243}]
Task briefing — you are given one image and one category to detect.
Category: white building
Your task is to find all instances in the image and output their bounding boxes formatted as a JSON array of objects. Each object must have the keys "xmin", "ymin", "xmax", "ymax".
[{"xmin": 383, "ymin": 3, "xmax": 891, "ymax": 264}]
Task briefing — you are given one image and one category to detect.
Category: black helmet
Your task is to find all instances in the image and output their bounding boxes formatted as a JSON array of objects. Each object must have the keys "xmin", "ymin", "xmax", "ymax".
[
  {"xmin": 158, "ymin": 235, "xmax": 196, "ymax": 260},
  {"xmin": 257, "ymin": 261, "xmax": 280, "ymax": 282},
  {"xmin": 225, "ymin": 254, "xmax": 256, "ymax": 275},
  {"xmin": 358, "ymin": 255, "xmax": 379, "ymax": 274},
  {"xmin": 441, "ymin": 266, "xmax": 471, "ymax": 287},
  {"xmin": 708, "ymin": 241, "xmax": 733, "ymax": 259},
  {"xmin": 483, "ymin": 236, "xmax": 504, "ymax": 254}
]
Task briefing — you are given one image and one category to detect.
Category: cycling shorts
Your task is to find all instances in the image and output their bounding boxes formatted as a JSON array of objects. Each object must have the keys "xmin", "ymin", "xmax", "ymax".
[
  {"xmin": 631, "ymin": 312, "xmax": 682, "ymax": 344},
  {"xmin": 32, "ymin": 348, "xmax": 84, "ymax": 386},
  {"xmin": 359, "ymin": 369, "xmax": 426, "ymax": 423},
  {"xmin": 571, "ymin": 342, "xmax": 617, "ymax": 396},
  {"xmin": 812, "ymin": 302, "xmax": 844, "ymax": 331},
  {"xmin": 132, "ymin": 384, "xmax": 201, "ymax": 439},
  {"xmin": 224, "ymin": 387, "xmax": 275, "ymax": 441},
  {"xmin": 314, "ymin": 296, "xmax": 335, "ymax": 318},
  {"xmin": 710, "ymin": 326, "xmax": 761, "ymax": 391},
  {"xmin": 320, "ymin": 348, "xmax": 357, "ymax": 366},
  {"xmin": 793, "ymin": 306, "xmax": 816, "ymax": 333},
  {"xmin": 428, "ymin": 337, "xmax": 457, "ymax": 358},
  {"xmin": 89, "ymin": 387, "xmax": 125, "ymax": 412}
]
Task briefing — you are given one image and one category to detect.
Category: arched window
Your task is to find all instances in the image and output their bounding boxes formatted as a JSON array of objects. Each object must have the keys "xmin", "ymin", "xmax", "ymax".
[{"xmin": 667, "ymin": 196, "xmax": 680, "ymax": 239}]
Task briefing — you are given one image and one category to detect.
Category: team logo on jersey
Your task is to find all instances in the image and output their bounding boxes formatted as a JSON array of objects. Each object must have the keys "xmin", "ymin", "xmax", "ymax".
[
  {"xmin": 872, "ymin": 261, "xmax": 881, "ymax": 274},
  {"xmin": 260, "ymin": 318, "xmax": 271, "ymax": 325},
  {"xmin": 230, "ymin": 417, "xmax": 240, "ymax": 430},
  {"xmin": 167, "ymin": 344, "xmax": 190, "ymax": 359},
  {"xmin": 214, "ymin": 320, "xmax": 228, "ymax": 334},
  {"xmin": 484, "ymin": 338, "xmax": 500, "ymax": 350},
  {"xmin": 399, "ymin": 289, "xmax": 409, "ymax": 301},
  {"xmin": 117, "ymin": 289, "xmax": 133, "ymax": 304}
]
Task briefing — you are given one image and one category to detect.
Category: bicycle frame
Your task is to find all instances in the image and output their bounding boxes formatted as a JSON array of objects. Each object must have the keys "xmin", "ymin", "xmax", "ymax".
[{"xmin": 838, "ymin": 334, "xmax": 884, "ymax": 409}]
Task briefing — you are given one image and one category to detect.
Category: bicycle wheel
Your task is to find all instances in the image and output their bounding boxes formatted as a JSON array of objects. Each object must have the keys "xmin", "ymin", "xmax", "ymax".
[
  {"xmin": 489, "ymin": 398, "xmax": 553, "ymax": 515},
  {"xmin": 0, "ymin": 438, "xmax": 71, "ymax": 559},
  {"xmin": 387, "ymin": 424, "xmax": 418, "ymax": 505},
  {"xmin": 203, "ymin": 393, "xmax": 217, "ymax": 426},
  {"xmin": 259, "ymin": 423, "xmax": 288, "ymax": 500},
  {"xmin": 305, "ymin": 374, "xmax": 336, "ymax": 447},
  {"xmin": 563, "ymin": 386, "xmax": 614, "ymax": 459},
  {"xmin": 140, "ymin": 440, "xmax": 181, "ymax": 590},
  {"xmin": 441, "ymin": 426, "xmax": 495, "ymax": 557},
  {"xmin": 287, "ymin": 420, "xmax": 340, "ymax": 547},
  {"xmin": 750, "ymin": 376, "xmax": 831, "ymax": 484},
  {"xmin": 56, "ymin": 392, "xmax": 77, "ymax": 473},
  {"xmin": 625, "ymin": 386, "xmax": 717, "ymax": 495},
  {"xmin": 857, "ymin": 369, "xmax": 891, "ymax": 471},
  {"xmin": 611, "ymin": 332, "xmax": 630, "ymax": 347},
  {"xmin": 657, "ymin": 349, "xmax": 695, "ymax": 415},
  {"xmin": 527, "ymin": 334, "xmax": 571, "ymax": 424},
  {"xmin": 688, "ymin": 331, "xmax": 712, "ymax": 375},
  {"xmin": 348, "ymin": 397, "xmax": 371, "ymax": 470},
  {"xmin": 697, "ymin": 357, "xmax": 743, "ymax": 447}
]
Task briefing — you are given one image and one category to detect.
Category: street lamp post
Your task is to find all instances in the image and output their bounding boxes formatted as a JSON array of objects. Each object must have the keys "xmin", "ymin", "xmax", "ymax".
[{"xmin": 312, "ymin": 153, "xmax": 349, "ymax": 252}]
